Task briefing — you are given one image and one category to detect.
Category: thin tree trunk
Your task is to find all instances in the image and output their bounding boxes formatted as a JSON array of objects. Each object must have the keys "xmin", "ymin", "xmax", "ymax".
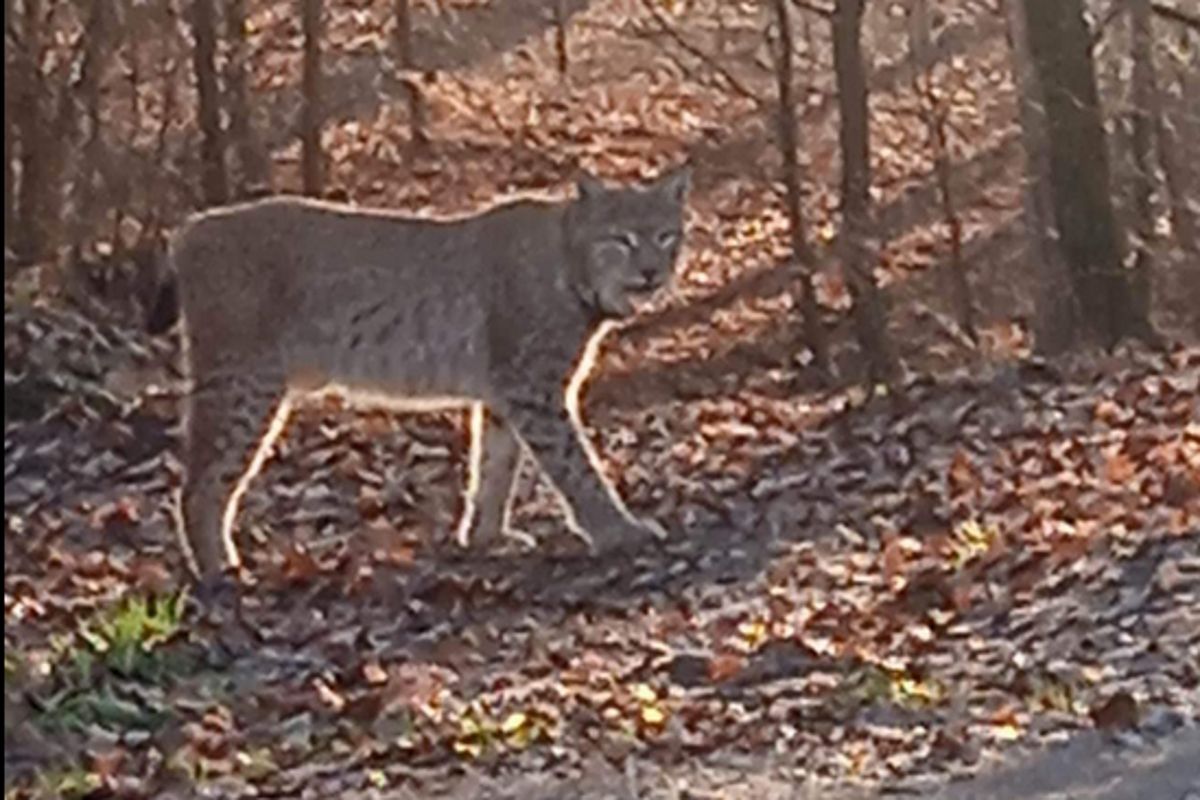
[
  {"xmin": 127, "ymin": 37, "xmax": 140, "ymax": 121},
  {"xmin": 554, "ymin": 0, "xmax": 569, "ymax": 79},
  {"xmin": 300, "ymin": 0, "xmax": 324, "ymax": 196},
  {"xmin": 393, "ymin": 0, "xmax": 427, "ymax": 147},
  {"xmin": 769, "ymin": 0, "xmax": 830, "ymax": 381},
  {"xmin": 4, "ymin": 0, "xmax": 15, "ymax": 258},
  {"xmin": 1021, "ymin": 0, "xmax": 1153, "ymax": 347},
  {"xmin": 191, "ymin": 0, "xmax": 227, "ymax": 205},
  {"xmin": 909, "ymin": 0, "xmax": 975, "ymax": 345},
  {"xmin": 70, "ymin": 0, "xmax": 109, "ymax": 254},
  {"xmin": 1129, "ymin": 0, "xmax": 1157, "ymax": 322},
  {"xmin": 1001, "ymin": 0, "xmax": 1080, "ymax": 355},
  {"xmin": 14, "ymin": 0, "xmax": 47, "ymax": 265},
  {"xmin": 1145, "ymin": 23, "xmax": 1198, "ymax": 255},
  {"xmin": 832, "ymin": 0, "xmax": 899, "ymax": 385},
  {"xmin": 1155, "ymin": 105, "xmax": 1198, "ymax": 257},
  {"xmin": 225, "ymin": 0, "xmax": 269, "ymax": 196}
]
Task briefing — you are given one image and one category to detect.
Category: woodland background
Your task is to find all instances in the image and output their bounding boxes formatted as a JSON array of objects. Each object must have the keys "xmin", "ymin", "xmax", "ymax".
[{"xmin": 4, "ymin": 1, "xmax": 1199, "ymax": 798}]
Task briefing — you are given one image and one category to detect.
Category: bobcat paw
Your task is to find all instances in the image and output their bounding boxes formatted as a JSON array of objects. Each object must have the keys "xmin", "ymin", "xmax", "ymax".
[
  {"xmin": 191, "ymin": 570, "xmax": 242, "ymax": 614},
  {"xmin": 573, "ymin": 513, "xmax": 668, "ymax": 554}
]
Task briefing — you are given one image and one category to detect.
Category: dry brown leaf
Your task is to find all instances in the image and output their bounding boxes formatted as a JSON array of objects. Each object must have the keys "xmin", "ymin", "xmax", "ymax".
[
  {"xmin": 279, "ymin": 544, "xmax": 321, "ymax": 584},
  {"xmin": 949, "ymin": 448, "xmax": 977, "ymax": 493},
  {"xmin": 1089, "ymin": 691, "xmax": 1140, "ymax": 730},
  {"xmin": 707, "ymin": 653, "xmax": 746, "ymax": 684}
]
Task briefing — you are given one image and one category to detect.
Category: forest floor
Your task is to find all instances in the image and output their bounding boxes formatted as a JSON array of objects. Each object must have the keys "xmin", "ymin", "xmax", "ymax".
[
  {"xmin": 5, "ymin": 292, "xmax": 1198, "ymax": 799},
  {"xmin": 5, "ymin": 0, "xmax": 1200, "ymax": 797}
]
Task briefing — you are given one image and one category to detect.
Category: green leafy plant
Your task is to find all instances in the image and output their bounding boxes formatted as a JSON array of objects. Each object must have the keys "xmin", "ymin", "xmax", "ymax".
[
  {"xmin": 76, "ymin": 592, "xmax": 187, "ymax": 679},
  {"xmin": 33, "ymin": 592, "xmax": 188, "ymax": 735}
]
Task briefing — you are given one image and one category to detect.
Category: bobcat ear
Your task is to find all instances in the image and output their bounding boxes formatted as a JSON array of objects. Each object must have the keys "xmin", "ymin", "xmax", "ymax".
[
  {"xmin": 657, "ymin": 165, "xmax": 692, "ymax": 203},
  {"xmin": 576, "ymin": 173, "xmax": 606, "ymax": 201}
]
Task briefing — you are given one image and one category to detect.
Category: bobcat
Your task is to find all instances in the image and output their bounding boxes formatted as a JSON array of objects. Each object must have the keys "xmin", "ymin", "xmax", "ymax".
[{"xmin": 171, "ymin": 168, "xmax": 690, "ymax": 580}]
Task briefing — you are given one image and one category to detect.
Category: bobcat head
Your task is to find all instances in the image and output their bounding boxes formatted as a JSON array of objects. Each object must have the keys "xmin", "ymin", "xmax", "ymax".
[{"xmin": 564, "ymin": 167, "xmax": 690, "ymax": 318}]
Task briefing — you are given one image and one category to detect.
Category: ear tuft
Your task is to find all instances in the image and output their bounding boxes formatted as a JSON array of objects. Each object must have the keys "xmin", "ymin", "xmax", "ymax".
[{"xmin": 658, "ymin": 165, "xmax": 692, "ymax": 202}]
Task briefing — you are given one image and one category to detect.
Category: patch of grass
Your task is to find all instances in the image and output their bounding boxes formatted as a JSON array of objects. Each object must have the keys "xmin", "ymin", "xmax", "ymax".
[
  {"xmin": 32, "ymin": 592, "xmax": 190, "ymax": 736},
  {"xmin": 36, "ymin": 681, "xmax": 172, "ymax": 734},
  {"xmin": 74, "ymin": 591, "xmax": 187, "ymax": 680}
]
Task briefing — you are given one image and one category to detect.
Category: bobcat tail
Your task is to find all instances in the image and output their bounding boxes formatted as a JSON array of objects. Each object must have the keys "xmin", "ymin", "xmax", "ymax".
[{"xmin": 143, "ymin": 252, "xmax": 180, "ymax": 336}]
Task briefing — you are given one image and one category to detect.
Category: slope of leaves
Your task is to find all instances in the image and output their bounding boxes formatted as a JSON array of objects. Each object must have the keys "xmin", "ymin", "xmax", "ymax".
[{"xmin": 4, "ymin": 286, "xmax": 1197, "ymax": 797}]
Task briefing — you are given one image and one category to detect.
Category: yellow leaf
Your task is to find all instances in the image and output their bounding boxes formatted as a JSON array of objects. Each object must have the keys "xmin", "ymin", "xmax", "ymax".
[
  {"xmin": 738, "ymin": 619, "xmax": 768, "ymax": 648},
  {"xmin": 501, "ymin": 712, "xmax": 527, "ymax": 734},
  {"xmin": 452, "ymin": 738, "xmax": 483, "ymax": 758},
  {"xmin": 989, "ymin": 723, "xmax": 1022, "ymax": 742},
  {"xmin": 632, "ymin": 684, "xmax": 658, "ymax": 704},
  {"xmin": 641, "ymin": 705, "xmax": 666, "ymax": 726}
]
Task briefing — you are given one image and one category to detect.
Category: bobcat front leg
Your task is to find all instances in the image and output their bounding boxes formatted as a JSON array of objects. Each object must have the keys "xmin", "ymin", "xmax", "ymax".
[
  {"xmin": 455, "ymin": 403, "xmax": 534, "ymax": 549},
  {"xmin": 498, "ymin": 390, "xmax": 665, "ymax": 552}
]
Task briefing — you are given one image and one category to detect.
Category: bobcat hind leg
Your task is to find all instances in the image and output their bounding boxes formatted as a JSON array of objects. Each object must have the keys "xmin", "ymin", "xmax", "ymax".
[{"xmin": 179, "ymin": 373, "xmax": 290, "ymax": 580}]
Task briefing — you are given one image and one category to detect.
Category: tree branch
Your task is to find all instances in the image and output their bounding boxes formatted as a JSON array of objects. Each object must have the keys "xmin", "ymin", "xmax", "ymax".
[
  {"xmin": 1152, "ymin": 1, "xmax": 1200, "ymax": 31},
  {"xmin": 791, "ymin": 0, "xmax": 833, "ymax": 18},
  {"xmin": 639, "ymin": 0, "xmax": 764, "ymax": 107}
]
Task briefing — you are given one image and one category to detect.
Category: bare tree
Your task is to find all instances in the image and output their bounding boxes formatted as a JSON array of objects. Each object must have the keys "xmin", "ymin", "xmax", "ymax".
[
  {"xmin": 833, "ymin": 0, "xmax": 899, "ymax": 384},
  {"xmin": 1001, "ymin": 0, "xmax": 1079, "ymax": 354},
  {"xmin": 1139, "ymin": 5, "xmax": 1197, "ymax": 256},
  {"xmin": 1021, "ymin": 0, "xmax": 1154, "ymax": 348},
  {"xmin": 4, "ymin": 0, "xmax": 15, "ymax": 257},
  {"xmin": 394, "ymin": 0, "xmax": 428, "ymax": 147},
  {"xmin": 768, "ymin": 0, "xmax": 830, "ymax": 380},
  {"xmin": 225, "ymin": 0, "xmax": 270, "ymax": 197},
  {"xmin": 190, "ymin": 0, "xmax": 228, "ymax": 205},
  {"xmin": 1128, "ymin": 0, "xmax": 1157, "ymax": 323},
  {"xmin": 13, "ymin": 0, "xmax": 48, "ymax": 265},
  {"xmin": 909, "ymin": 0, "xmax": 975, "ymax": 345},
  {"xmin": 300, "ymin": 0, "xmax": 324, "ymax": 196},
  {"xmin": 152, "ymin": 1, "xmax": 182, "ymax": 235},
  {"xmin": 68, "ymin": 0, "xmax": 111, "ymax": 255},
  {"xmin": 554, "ymin": 0, "xmax": 570, "ymax": 79}
]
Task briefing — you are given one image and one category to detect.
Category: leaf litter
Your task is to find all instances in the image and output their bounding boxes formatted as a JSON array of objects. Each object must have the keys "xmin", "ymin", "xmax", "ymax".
[{"xmin": 5, "ymin": 0, "xmax": 1200, "ymax": 797}]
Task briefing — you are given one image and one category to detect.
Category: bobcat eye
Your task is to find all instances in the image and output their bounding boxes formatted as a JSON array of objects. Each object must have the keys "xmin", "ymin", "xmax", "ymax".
[
  {"xmin": 655, "ymin": 230, "xmax": 680, "ymax": 249},
  {"xmin": 592, "ymin": 239, "xmax": 631, "ymax": 267}
]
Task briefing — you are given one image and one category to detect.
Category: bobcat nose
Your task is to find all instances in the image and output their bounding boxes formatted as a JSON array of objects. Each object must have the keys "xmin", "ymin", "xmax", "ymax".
[{"xmin": 640, "ymin": 266, "xmax": 662, "ymax": 287}]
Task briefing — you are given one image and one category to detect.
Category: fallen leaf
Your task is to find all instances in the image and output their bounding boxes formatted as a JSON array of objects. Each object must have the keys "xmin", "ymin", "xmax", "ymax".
[
  {"xmin": 707, "ymin": 653, "xmax": 746, "ymax": 683},
  {"xmin": 1090, "ymin": 691, "xmax": 1140, "ymax": 730}
]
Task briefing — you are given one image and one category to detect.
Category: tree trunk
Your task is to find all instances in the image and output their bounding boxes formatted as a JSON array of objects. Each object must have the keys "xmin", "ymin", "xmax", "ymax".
[
  {"xmin": 909, "ymin": 0, "xmax": 975, "ymax": 345},
  {"xmin": 1001, "ymin": 0, "xmax": 1080, "ymax": 355},
  {"xmin": 554, "ymin": 0, "xmax": 569, "ymax": 79},
  {"xmin": 769, "ymin": 0, "xmax": 831, "ymax": 381},
  {"xmin": 1146, "ymin": 19, "xmax": 1197, "ymax": 255},
  {"xmin": 1021, "ymin": 0, "xmax": 1153, "ymax": 348},
  {"xmin": 393, "ymin": 0, "xmax": 427, "ymax": 147},
  {"xmin": 1128, "ymin": 0, "xmax": 1162, "ymax": 327},
  {"xmin": 4, "ymin": 0, "xmax": 15, "ymax": 258},
  {"xmin": 190, "ymin": 0, "xmax": 228, "ymax": 206},
  {"xmin": 151, "ymin": 3, "xmax": 181, "ymax": 235},
  {"xmin": 832, "ymin": 0, "xmax": 899, "ymax": 385},
  {"xmin": 13, "ymin": 0, "xmax": 48, "ymax": 265},
  {"xmin": 70, "ymin": 0, "xmax": 110, "ymax": 254},
  {"xmin": 301, "ymin": 0, "xmax": 324, "ymax": 196},
  {"xmin": 225, "ymin": 0, "xmax": 270, "ymax": 196}
]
